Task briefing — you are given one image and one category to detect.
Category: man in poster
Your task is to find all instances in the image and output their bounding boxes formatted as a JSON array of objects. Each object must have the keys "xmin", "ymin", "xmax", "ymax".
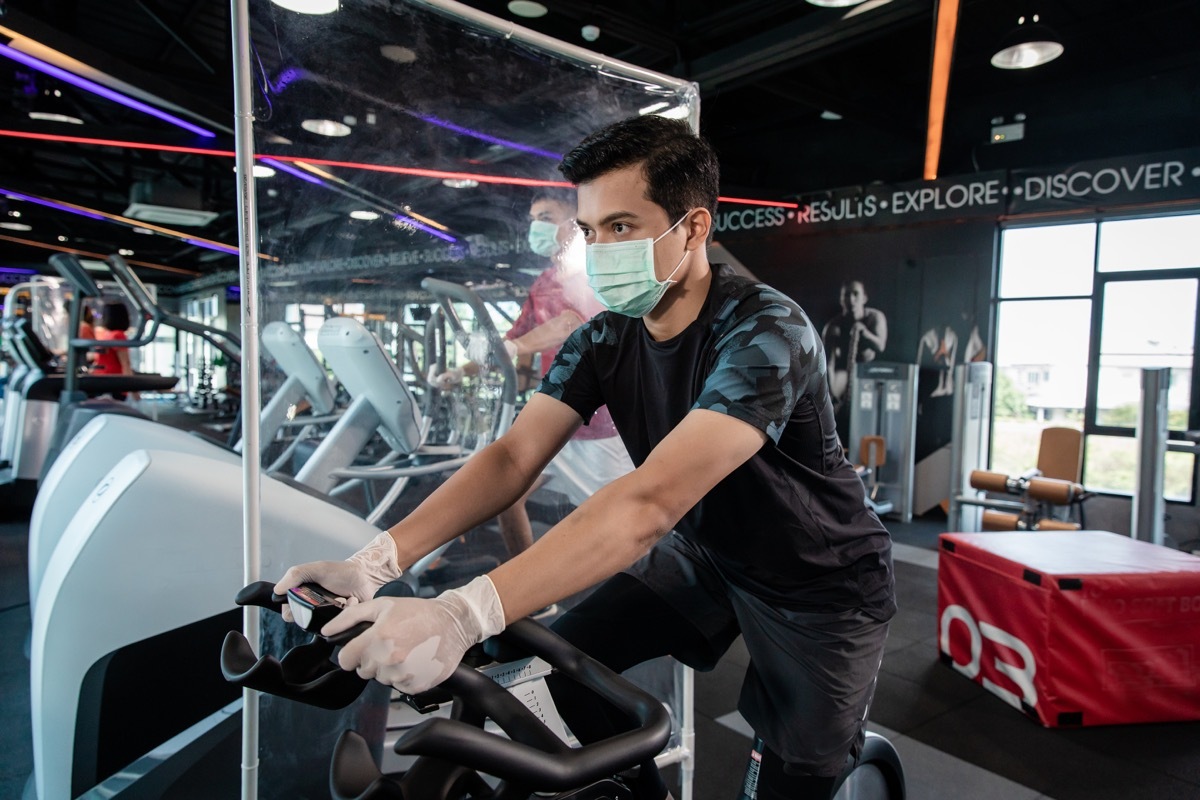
[{"xmin": 822, "ymin": 279, "xmax": 888, "ymax": 411}]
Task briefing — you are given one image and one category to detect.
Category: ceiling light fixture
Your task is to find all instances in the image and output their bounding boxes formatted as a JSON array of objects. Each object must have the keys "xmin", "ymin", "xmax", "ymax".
[
  {"xmin": 507, "ymin": 1, "xmax": 548, "ymax": 18},
  {"xmin": 639, "ymin": 101, "xmax": 670, "ymax": 115},
  {"xmin": 0, "ymin": 222, "xmax": 33, "ymax": 231},
  {"xmin": 379, "ymin": 45, "xmax": 418, "ymax": 64},
  {"xmin": 656, "ymin": 106, "xmax": 691, "ymax": 120},
  {"xmin": 442, "ymin": 178, "xmax": 479, "ymax": 189},
  {"xmin": 301, "ymin": 118, "xmax": 352, "ymax": 137},
  {"xmin": 0, "ymin": 42, "xmax": 216, "ymax": 138},
  {"xmin": 28, "ymin": 111, "xmax": 84, "ymax": 125},
  {"xmin": 805, "ymin": 0, "xmax": 869, "ymax": 7},
  {"xmin": 233, "ymin": 164, "xmax": 277, "ymax": 178},
  {"xmin": 349, "ymin": 210, "xmax": 380, "ymax": 220},
  {"xmin": 991, "ymin": 14, "xmax": 1063, "ymax": 70},
  {"xmin": 820, "ymin": 110, "xmax": 843, "ymax": 121},
  {"xmin": 270, "ymin": 0, "xmax": 338, "ymax": 14}
]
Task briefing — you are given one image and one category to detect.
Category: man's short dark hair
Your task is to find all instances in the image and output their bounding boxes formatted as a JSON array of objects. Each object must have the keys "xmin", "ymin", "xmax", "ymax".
[
  {"xmin": 531, "ymin": 187, "xmax": 577, "ymax": 211},
  {"xmin": 558, "ymin": 116, "xmax": 719, "ymax": 224}
]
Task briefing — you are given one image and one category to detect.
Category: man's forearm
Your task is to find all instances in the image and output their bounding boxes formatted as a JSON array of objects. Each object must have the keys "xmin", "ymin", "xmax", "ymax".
[
  {"xmin": 486, "ymin": 475, "xmax": 674, "ymax": 622},
  {"xmin": 387, "ymin": 440, "xmax": 547, "ymax": 569}
]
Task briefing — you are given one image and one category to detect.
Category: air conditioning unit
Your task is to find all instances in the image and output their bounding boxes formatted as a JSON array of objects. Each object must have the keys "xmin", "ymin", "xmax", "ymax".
[{"xmin": 124, "ymin": 181, "xmax": 219, "ymax": 227}]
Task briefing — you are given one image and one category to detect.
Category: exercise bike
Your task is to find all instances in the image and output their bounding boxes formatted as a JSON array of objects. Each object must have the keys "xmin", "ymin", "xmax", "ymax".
[{"xmin": 223, "ymin": 582, "xmax": 906, "ymax": 799}]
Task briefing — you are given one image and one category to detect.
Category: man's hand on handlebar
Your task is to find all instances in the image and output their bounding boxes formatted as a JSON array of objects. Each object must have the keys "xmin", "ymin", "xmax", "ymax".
[
  {"xmin": 273, "ymin": 531, "xmax": 403, "ymax": 622},
  {"xmin": 322, "ymin": 575, "xmax": 505, "ymax": 695}
]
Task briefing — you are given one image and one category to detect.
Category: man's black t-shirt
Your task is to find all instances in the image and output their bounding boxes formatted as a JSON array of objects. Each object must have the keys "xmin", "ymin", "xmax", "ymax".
[{"xmin": 538, "ymin": 264, "xmax": 895, "ymax": 619}]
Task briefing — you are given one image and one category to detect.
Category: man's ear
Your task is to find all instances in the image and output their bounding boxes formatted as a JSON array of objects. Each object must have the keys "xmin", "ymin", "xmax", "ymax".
[{"xmin": 685, "ymin": 208, "xmax": 712, "ymax": 250}]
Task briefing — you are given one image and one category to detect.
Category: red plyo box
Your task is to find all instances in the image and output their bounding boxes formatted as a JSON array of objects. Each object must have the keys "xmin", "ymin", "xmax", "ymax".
[{"xmin": 937, "ymin": 530, "xmax": 1200, "ymax": 727}]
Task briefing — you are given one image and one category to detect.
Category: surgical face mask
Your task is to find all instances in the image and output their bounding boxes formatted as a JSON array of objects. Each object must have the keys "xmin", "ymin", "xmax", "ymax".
[
  {"xmin": 528, "ymin": 219, "xmax": 561, "ymax": 258},
  {"xmin": 585, "ymin": 214, "xmax": 689, "ymax": 318}
]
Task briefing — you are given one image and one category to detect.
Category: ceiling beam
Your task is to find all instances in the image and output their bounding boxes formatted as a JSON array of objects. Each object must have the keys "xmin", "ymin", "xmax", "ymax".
[
  {"xmin": 135, "ymin": 0, "xmax": 219, "ymax": 76},
  {"xmin": 687, "ymin": 0, "xmax": 930, "ymax": 91}
]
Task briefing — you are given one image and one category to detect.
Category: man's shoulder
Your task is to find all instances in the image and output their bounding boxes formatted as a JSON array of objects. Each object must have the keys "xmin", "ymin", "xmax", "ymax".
[{"xmin": 711, "ymin": 268, "xmax": 805, "ymax": 328}]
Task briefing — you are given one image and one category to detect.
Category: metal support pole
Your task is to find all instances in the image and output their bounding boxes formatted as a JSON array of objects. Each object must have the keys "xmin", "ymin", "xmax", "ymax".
[
  {"xmin": 1133, "ymin": 367, "xmax": 1169, "ymax": 545},
  {"xmin": 230, "ymin": 0, "xmax": 262, "ymax": 797}
]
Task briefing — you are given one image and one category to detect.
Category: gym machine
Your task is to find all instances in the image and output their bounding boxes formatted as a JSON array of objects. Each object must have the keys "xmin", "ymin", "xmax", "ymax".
[
  {"xmin": 949, "ymin": 363, "xmax": 1090, "ymax": 532},
  {"xmin": 848, "ymin": 362, "xmax": 918, "ymax": 522}
]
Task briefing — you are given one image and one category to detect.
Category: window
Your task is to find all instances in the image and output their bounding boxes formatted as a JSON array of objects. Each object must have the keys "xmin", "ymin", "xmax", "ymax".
[{"xmin": 995, "ymin": 213, "xmax": 1200, "ymax": 501}]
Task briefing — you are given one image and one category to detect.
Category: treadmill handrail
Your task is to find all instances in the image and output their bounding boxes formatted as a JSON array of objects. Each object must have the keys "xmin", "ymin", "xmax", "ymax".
[
  {"xmin": 47, "ymin": 253, "xmax": 102, "ymax": 298},
  {"xmin": 420, "ymin": 277, "xmax": 517, "ymax": 424},
  {"xmin": 106, "ymin": 254, "xmax": 242, "ymax": 363}
]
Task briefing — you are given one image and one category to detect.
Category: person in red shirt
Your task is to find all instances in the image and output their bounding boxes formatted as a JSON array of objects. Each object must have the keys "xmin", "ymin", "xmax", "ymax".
[
  {"xmin": 91, "ymin": 301, "xmax": 133, "ymax": 376},
  {"xmin": 436, "ymin": 190, "xmax": 634, "ymax": 567}
]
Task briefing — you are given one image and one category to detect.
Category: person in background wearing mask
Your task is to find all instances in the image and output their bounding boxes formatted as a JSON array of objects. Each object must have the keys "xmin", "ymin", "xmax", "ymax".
[
  {"xmin": 276, "ymin": 116, "xmax": 895, "ymax": 800},
  {"xmin": 435, "ymin": 189, "xmax": 634, "ymax": 573}
]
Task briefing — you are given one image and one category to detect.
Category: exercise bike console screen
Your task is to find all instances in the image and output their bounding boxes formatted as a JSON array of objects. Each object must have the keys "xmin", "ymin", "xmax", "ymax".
[{"xmin": 286, "ymin": 583, "xmax": 346, "ymax": 633}]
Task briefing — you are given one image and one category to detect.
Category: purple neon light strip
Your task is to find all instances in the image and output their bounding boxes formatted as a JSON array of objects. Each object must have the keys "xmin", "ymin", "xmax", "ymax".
[
  {"xmin": 1, "ymin": 186, "xmax": 241, "ymax": 257},
  {"xmin": 3, "ymin": 189, "xmax": 107, "ymax": 221},
  {"xmin": 0, "ymin": 43, "xmax": 216, "ymax": 138},
  {"xmin": 394, "ymin": 214, "xmax": 456, "ymax": 243},
  {"xmin": 259, "ymin": 157, "xmax": 324, "ymax": 185},
  {"xmin": 0, "ymin": 267, "xmax": 38, "ymax": 275},
  {"xmin": 415, "ymin": 115, "xmax": 561, "ymax": 160},
  {"xmin": 184, "ymin": 238, "xmax": 239, "ymax": 255}
]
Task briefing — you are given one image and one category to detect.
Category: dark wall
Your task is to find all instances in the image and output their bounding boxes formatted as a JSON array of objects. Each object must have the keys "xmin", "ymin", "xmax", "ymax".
[{"xmin": 716, "ymin": 219, "xmax": 996, "ymax": 462}]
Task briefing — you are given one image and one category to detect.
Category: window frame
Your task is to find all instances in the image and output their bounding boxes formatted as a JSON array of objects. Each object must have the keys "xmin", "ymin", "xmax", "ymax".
[{"xmin": 995, "ymin": 209, "xmax": 1200, "ymax": 504}]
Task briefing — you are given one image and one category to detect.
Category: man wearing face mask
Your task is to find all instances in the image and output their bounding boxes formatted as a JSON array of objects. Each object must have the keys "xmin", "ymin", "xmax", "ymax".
[
  {"xmin": 276, "ymin": 116, "xmax": 895, "ymax": 800},
  {"xmin": 434, "ymin": 189, "xmax": 634, "ymax": 567}
]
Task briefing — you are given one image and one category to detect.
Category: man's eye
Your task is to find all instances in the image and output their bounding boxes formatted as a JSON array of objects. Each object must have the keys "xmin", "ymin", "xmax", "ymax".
[{"xmin": 612, "ymin": 223, "xmax": 629, "ymax": 234}]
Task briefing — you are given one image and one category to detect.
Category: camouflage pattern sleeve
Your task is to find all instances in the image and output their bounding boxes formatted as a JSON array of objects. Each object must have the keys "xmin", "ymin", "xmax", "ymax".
[
  {"xmin": 693, "ymin": 287, "xmax": 826, "ymax": 444},
  {"xmin": 536, "ymin": 314, "xmax": 614, "ymax": 422}
]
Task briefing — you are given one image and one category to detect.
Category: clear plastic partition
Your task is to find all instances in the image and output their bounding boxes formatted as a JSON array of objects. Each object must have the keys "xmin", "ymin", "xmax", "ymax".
[{"xmin": 239, "ymin": 1, "xmax": 698, "ymax": 795}]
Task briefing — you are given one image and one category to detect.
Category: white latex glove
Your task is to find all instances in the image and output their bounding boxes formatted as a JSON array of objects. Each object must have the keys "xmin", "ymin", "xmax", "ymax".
[
  {"xmin": 273, "ymin": 531, "xmax": 402, "ymax": 622},
  {"xmin": 433, "ymin": 367, "xmax": 464, "ymax": 392},
  {"xmin": 323, "ymin": 575, "xmax": 505, "ymax": 695}
]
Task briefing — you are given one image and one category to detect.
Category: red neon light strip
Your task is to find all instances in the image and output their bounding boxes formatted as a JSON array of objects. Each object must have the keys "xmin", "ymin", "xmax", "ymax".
[
  {"xmin": 718, "ymin": 196, "xmax": 798, "ymax": 208},
  {"xmin": 1, "ymin": 129, "xmax": 798, "ymax": 205}
]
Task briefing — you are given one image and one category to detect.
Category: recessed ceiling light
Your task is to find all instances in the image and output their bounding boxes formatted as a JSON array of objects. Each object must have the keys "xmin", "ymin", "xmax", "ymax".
[
  {"xmin": 301, "ymin": 118, "xmax": 352, "ymax": 137},
  {"xmin": 57, "ymin": 235, "xmax": 68, "ymax": 242},
  {"xmin": 232, "ymin": 164, "xmax": 277, "ymax": 178},
  {"xmin": 270, "ymin": 0, "xmax": 338, "ymax": 14},
  {"xmin": 350, "ymin": 210, "xmax": 381, "ymax": 220},
  {"xmin": 118, "ymin": 248, "xmax": 135, "ymax": 256},
  {"xmin": 132, "ymin": 227, "xmax": 154, "ymax": 235},
  {"xmin": 806, "ymin": 0, "xmax": 868, "ymax": 6},
  {"xmin": 820, "ymin": 110, "xmax": 843, "ymax": 121},
  {"xmin": 508, "ymin": 1, "xmax": 548, "ymax": 18},
  {"xmin": 442, "ymin": 178, "xmax": 479, "ymax": 189},
  {"xmin": 380, "ymin": 45, "xmax": 418, "ymax": 64},
  {"xmin": 8, "ymin": 211, "xmax": 20, "ymax": 217},
  {"xmin": 656, "ymin": 106, "xmax": 691, "ymax": 120},
  {"xmin": 29, "ymin": 111, "xmax": 84, "ymax": 125},
  {"xmin": 0, "ymin": 222, "xmax": 33, "ymax": 231}
]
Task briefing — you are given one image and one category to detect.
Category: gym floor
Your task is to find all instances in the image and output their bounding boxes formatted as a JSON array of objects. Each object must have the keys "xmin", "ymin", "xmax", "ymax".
[{"xmin": 3, "ymin": 503, "xmax": 1199, "ymax": 799}]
